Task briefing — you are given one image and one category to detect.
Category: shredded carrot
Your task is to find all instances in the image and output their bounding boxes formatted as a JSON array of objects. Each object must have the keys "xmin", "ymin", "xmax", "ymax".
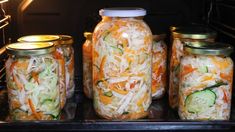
[
  {"xmin": 211, "ymin": 56, "xmax": 231, "ymax": 70},
  {"xmin": 99, "ymin": 90, "xmax": 112, "ymax": 105},
  {"xmin": 201, "ymin": 75, "xmax": 213, "ymax": 82},
  {"xmin": 28, "ymin": 98, "xmax": 41, "ymax": 120},
  {"xmin": 220, "ymin": 72, "xmax": 233, "ymax": 84},
  {"xmin": 181, "ymin": 64, "xmax": 197, "ymax": 77},
  {"xmin": 10, "ymin": 61, "xmax": 17, "ymax": 73},
  {"xmin": 31, "ymin": 71, "xmax": 39, "ymax": 84},
  {"xmin": 223, "ymin": 89, "xmax": 229, "ymax": 103},
  {"xmin": 109, "ymin": 85, "xmax": 128, "ymax": 95},
  {"xmin": 13, "ymin": 74, "xmax": 24, "ymax": 91}
]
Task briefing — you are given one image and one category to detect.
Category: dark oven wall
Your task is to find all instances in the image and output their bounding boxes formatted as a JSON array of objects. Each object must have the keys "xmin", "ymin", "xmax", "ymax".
[{"xmin": 7, "ymin": 0, "xmax": 207, "ymax": 89}]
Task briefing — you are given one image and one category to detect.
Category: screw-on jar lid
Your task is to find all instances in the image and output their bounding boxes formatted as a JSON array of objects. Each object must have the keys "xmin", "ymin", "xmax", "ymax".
[
  {"xmin": 58, "ymin": 35, "xmax": 74, "ymax": 45},
  {"xmin": 99, "ymin": 7, "xmax": 146, "ymax": 17},
  {"xmin": 185, "ymin": 41, "xmax": 233, "ymax": 56},
  {"xmin": 172, "ymin": 26, "xmax": 217, "ymax": 39},
  {"xmin": 84, "ymin": 32, "xmax": 92, "ymax": 40},
  {"xmin": 18, "ymin": 35, "xmax": 60, "ymax": 45},
  {"xmin": 6, "ymin": 42, "xmax": 55, "ymax": 56}
]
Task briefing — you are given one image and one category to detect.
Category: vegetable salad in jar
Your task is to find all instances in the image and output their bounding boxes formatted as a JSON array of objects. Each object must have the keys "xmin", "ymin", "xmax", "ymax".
[
  {"xmin": 83, "ymin": 32, "xmax": 93, "ymax": 99},
  {"xmin": 152, "ymin": 34, "xmax": 167, "ymax": 99},
  {"xmin": 178, "ymin": 42, "xmax": 233, "ymax": 120},
  {"xmin": 18, "ymin": 35, "xmax": 67, "ymax": 108},
  {"xmin": 169, "ymin": 26, "xmax": 216, "ymax": 109},
  {"xmin": 92, "ymin": 8, "xmax": 152, "ymax": 120},
  {"xmin": 5, "ymin": 43, "xmax": 61, "ymax": 120}
]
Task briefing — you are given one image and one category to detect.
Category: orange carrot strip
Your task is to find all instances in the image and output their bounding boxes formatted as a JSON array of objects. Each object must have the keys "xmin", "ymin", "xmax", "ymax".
[
  {"xmin": 99, "ymin": 55, "xmax": 107, "ymax": 79},
  {"xmin": 13, "ymin": 74, "xmax": 24, "ymax": 91},
  {"xmin": 28, "ymin": 98, "xmax": 41, "ymax": 120},
  {"xmin": 223, "ymin": 89, "xmax": 229, "ymax": 103},
  {"xmin": 181, "ymin": 64, "xmax": 197, "ymax": 77}
]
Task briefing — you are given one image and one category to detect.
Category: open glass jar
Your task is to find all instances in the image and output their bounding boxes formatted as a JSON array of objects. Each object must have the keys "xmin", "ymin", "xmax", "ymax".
[
  {"xmin": 178, "ymin": 42, "xmax": 233, "ymax": 120},
  {"xmin": 5, "ymin": 42, "xmax": 61, "ymax": 120},
  {"xmin": 152, "ymin": 34, "xmax": 167, "ymax": 100},
  {"xmin": 92, "ymin": 8, "xmax": 152, "ymax": 120},
  {"xmin": 169, "ymin": 27, "xmax": 217, "ymax": 109},
  {"xmin": 83, "ymin": 32, "xmax": 93, "ymax": 99},
  {"xmin": 17, "ymin": 35, "xmax": 67, "ymax": 108}
]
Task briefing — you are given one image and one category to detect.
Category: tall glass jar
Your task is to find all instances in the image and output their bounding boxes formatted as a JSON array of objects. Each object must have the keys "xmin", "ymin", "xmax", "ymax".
[
  {"xmin": 17, "ymin": 35, "xmax": 66, "ymax": 109},
  {"xmin": 58, "ymin": 35, "xmax": 75, "ymax": 98},
  {"xmin": 92, "ymin": 8, "xmax": 152, "ymax": 120},
  {"xmin": 169, "ymin": 27, "xmax": 217, "ymax": 109},
  {"xmin": 83, "ymin": 32, "xmax": 93, "ymax": 99},
  {"xmin": 152, "ymin": 34, "xmax": 167, "ymax": 99},
  {"xmin": 178, "ymin": 42, "xmax": 233, "ymax": 120},
  {"xmin": 5, "ymin": 42, "xmax": 61, "ymax": 120}
]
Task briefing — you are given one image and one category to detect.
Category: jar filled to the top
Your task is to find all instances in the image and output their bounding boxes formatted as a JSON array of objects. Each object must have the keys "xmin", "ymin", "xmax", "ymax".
[
  {"xmin": 169, "ymin": 26, "xmax": 217, "ymax": 109},
  {"xmin": 83, "ymin": 32, "xmax": 93, "ymax": 99},
  {"xmin": 92, "ymin": 8, "xmax": 152, "ymax": 120},
  {"xmin": 178, "ymin": 42, "xmax": 233, "ymax": 120},
  {"xmin": 58, "ymin": 35, "xmax": 75, "ymax": 98},
  {"xmin": 152, "ymin": 34, "xmax": 167, "ymax": 100},
  {"xmin": 17, "ymin": 35, "xmax": 67, "ymax": 109},
  {"xmin": 5, "ymin": 42, "xmax": 61, "ymax": 120}
]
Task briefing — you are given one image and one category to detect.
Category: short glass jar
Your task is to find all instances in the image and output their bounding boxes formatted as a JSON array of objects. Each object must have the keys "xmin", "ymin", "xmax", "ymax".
[
  {"xmin": 178, "ymin": 42, "xmax": 233, "ymax": 120},
  {"xmin": 169, "ymin": 27, "xmax": 217, "ymax": 109},
  {"xmin": 82, "ymin": 32, "xmax": 93, "ymax": 99},
  {"xmin": 5, "ymin": 42, "xmax": 61, "ymax": 120},
  {"xmin": 152, "ymin": 34, "xmax": 167, "ymax": 99},
  {"xmin": 17, "ymin": 35, "xmax": 66, "ymax": 108}
]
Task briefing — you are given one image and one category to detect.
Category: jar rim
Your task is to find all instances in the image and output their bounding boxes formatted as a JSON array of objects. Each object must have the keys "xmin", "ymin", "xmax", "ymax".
[
  {"xmin": 18, "ymin": 35, "xmax": 60, "ymax": 45},
  {"xmin": 58, "ymin": 35, "xmax": 74, "ymax": 45},
  {"xmin": 185, "ymin": 41, "xmax": 233, "ymax": 56},
  {"xmin": 172, "ymin": 26, "xmax": 217, "ymax": 39},
  {"xmin": 99, "ymin": 7, "xmax": 146, "ymax": 17},
  {"xmin": 6, "ymin": 42, "xmax": 55, "ymax": 56}
]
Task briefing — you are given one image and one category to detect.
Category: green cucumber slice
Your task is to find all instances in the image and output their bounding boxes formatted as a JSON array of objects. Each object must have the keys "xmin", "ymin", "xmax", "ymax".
[
  {"xmin": 103, "ymin": 91, "xmax": 113, "ymax": 97},
  {"xmin": 185, "ymin": 89, "xmax": 216, "ymax": 113},
  {"xmin": 198, "ymin": 66, "xmax": 208, "ymax": 73}
]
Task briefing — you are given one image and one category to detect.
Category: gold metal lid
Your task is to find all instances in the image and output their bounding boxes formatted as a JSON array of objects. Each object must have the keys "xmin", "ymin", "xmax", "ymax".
[
  {"xmin": 6, "ymin": 42, "xmax": 55, "ymax": 56},
  {"xmin": 58, "ymin": 35, "xmax": 74, "ymax": 45},
  {"xmin": 84, "ymin": 32, "xmax": 92, "ymax": 40},
  {"xmin": 17, "ymin": 35, "xmax": 60, "ymax": 45},
  {"xmin": 172, "ymin": 26, "xmax": 217, "ymax": 39},
  {"xmin": 185, "ymin": 41, "xmax": 233, "ymax": 56}
]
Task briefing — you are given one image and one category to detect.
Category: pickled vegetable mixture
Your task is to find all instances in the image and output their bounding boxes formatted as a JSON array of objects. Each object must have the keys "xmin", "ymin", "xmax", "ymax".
[
  {"xmin": 169, "ymin": 39, "xmax": 183, "ymax": 108},
  {"xmin": 83, "ymin": 40, "xmax": 93, "ymax": 99},
  {"xmin": 178, "ymin": 55, "xmax": 233, "ymax": 120},
  {"xmin": 152, "ymin": 39, "xmax": 167, "ymax": 99},
  {"xmin": 92, "ymin": 18, "xmax": 152, "ymax": 119},
  {"xmin": 53, "ymin": 49, "xmax": 66, "ymax": 108},
  {"xmin": 59, "ymin": 46, "xmax": 75, "ymax": 98},
  {"xmin": 6, "ymin": 55, "xmax": 60, "ymax": 120}
]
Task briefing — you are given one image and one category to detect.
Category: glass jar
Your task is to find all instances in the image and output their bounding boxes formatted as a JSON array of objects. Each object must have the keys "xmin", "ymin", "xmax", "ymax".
[
  {"xmin": 17, "ymin": 35, "xmax": 66, "ymax": 109},
  {"xmin": 58, "ymin": 35, "xmax": 75, "ymax": 98},
  {"xmin": 5, "ymin": 42, "xmax": 61, "ymax": 120},
  {"xmin": 169, "ymin": 27, "xmax": 217, "ymax": 109},
  {"xmin": 152, "ymin": 34, "xmax": 167, "ymax": 99},
  {"xmin": 92, "ymin": 8, "xmax": 152, "ymax": 120},
  {"xmin": 83, "ymin": 32, "xmax": 93, "ymax": 99},
  {"xmin": 178, "ymin": 42, "xmax": 233, "ymax": 120}
]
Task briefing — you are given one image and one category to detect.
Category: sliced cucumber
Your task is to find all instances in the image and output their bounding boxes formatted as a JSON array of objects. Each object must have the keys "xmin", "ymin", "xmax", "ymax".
[
  {"xmin": 103, "ymin": 91, "xmax": 113, "ymax": 97},
  {"xmin": 198, "ymin": 66, "xmax": 208, "ymax": 73},
  {"xmin": 185, "ymin": 89, "xmax": 216, "ymax": 114}
]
